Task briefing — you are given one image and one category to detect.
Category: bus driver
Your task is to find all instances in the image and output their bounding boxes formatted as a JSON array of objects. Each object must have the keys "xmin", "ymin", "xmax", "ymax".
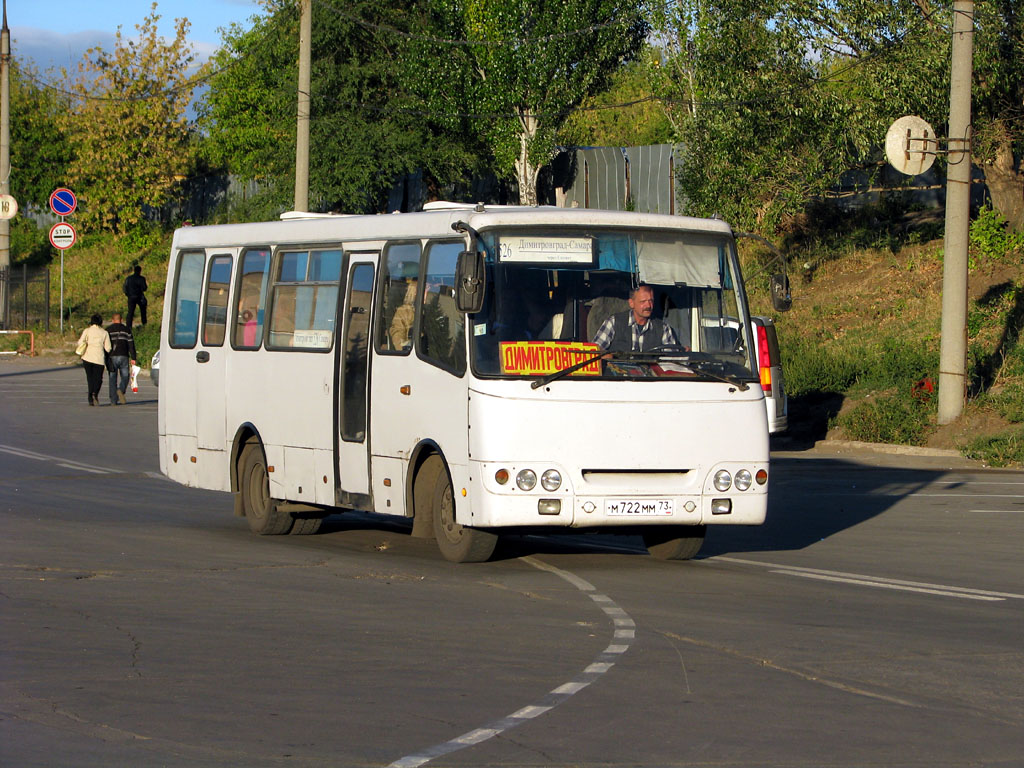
[{"xmin": 592, "ymin": 283, "xmax": 678, "ymax": 352}]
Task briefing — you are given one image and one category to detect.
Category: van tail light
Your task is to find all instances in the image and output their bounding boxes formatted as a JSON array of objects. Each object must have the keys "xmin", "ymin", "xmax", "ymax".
[{"xmin": 757, "ymin": 324, "xmax": 772, "ymax": 395}]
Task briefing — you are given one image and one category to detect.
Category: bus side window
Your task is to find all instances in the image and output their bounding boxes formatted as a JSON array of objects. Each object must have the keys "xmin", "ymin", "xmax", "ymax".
[
  {"xmin": 170, "ymin": 251, "xmax": 205, "ymax": 348},
  {"xmin": 267, "ymin": 249, "xmax": 341, "ymax": 350},
  {"xmin": 375, "ymin": 242, "xmax": 421, "ymax": 353},
  {"xmin": 201, "ymin": 255, "xmax": 233, "ymax": 347},
  {"xmin": 233, "ymin": 248, "xmax": 271, "ymax": 349},
  {"xmin": 417, "ymin": 241, "xmax": 466, "ymax": 374}
]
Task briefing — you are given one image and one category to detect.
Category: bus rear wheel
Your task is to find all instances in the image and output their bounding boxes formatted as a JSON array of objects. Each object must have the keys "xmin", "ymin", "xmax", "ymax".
[
  {"xmin": 427, "ymin": 457, "xmax": 497, "ymax": 563},
  {"xmin": 643, "ymin": 525, "xmax": 706, "ymax": 560},
  {"xmin": 239, "ymin": 443, "xmax": 294, "ymax": 535}
]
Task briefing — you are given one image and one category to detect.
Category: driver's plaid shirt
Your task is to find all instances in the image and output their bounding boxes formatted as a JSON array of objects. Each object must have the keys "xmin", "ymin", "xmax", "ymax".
[{"xmin": 592, "ymin": 313, "xmax": 678, "ymax": 351}]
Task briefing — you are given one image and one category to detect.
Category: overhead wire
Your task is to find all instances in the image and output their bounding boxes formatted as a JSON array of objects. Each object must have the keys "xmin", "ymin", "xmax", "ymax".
[{"xmin": 17, "ymin": 1, "xmax": 956, "ymax": 122}]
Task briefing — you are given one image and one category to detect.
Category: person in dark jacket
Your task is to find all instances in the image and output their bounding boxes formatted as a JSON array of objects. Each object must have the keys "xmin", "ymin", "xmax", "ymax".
[
  {"xmin": 123, "ymin": 265, "xmax": 148, "ymax": 327},
  {"xmin": 106, "ymin": 312, "xmax": 136, "ymax": 405}
]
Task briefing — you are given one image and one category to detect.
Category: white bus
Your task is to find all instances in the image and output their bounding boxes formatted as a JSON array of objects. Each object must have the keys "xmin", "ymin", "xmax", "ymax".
[{"xmin": 158, "ymin": 204, "xmax": 777, "ymax": 562}]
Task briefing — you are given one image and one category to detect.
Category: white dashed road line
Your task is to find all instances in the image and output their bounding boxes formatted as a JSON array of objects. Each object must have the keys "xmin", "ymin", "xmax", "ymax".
[{"xmin": 387, "ymin": 556, "xmax": 635, "ymax": 768}]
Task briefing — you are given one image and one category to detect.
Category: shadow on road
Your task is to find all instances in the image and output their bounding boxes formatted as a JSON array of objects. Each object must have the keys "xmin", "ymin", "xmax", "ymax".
[
  {"xmin": 0, "ymin": 364, "xmax": 80, "ymax": 378},
  {"xmin": 311, "ymin": 454, "xmax": 969, "ymax": 562},
  {"xmin": 700, "ymin": 456, "xmax": 966, "ymax": 557}
]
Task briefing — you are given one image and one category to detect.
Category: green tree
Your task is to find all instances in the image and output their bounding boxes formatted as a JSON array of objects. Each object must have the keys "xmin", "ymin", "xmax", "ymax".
[
  {"xmin": 198, "ymin": 0, "xmax": 482, "ymax": 215},
  {"xmin": 10, "ymin": 60, "xmax": 72, "ymax": 209},
  {"xmin": 560, "ymin": 52, "xmax": 673, "ymax": 148},
  {"xmin": 406, "ymin": 0, "xmax": 648, "ymax": 205},
  {"xmin": 650, "ymin": 0, "xmax": 1023, "ymax": 233},
  {"xmin": 60, "ymin": 4, "xmax": 201, "ymax": 235}
]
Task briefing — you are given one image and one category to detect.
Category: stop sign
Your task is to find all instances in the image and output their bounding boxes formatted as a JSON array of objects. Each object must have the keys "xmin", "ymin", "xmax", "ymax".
[{"xmin": 49, "ymin": 222, "xmax": 78, "ymax": 250}]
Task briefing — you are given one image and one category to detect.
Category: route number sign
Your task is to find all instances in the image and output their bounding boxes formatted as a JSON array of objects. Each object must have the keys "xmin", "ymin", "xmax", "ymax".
[{"xmin": 0, "ymin": 194, "xmax": 17, "ymax": 220}]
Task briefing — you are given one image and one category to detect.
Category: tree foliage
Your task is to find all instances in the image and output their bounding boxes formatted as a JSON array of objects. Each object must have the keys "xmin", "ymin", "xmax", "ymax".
[
  {"xmin": 198, "ymin": 0, "xmax": 483, "ymax": 215},
  {"xmin": 560, "ymin": 52, "xmax": 673, "ymax": 148},
  {"xmin": 405, "ymin": 0, "xmax": 648, "ymax": 204},
  {"xmin": 650, "ymin": 0, "xmax": 1024, "ymax": 234},
  {"xmin": 10, "ymin": 61, "xmax": 72, "ymax": 209},
  {"xmin": 60, "ymin": 4, "xmax": 201, "ymax": 235}
]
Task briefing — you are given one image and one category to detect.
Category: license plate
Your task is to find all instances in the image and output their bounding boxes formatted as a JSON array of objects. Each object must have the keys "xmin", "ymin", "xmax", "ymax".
[{"xmin": 605, "ymin": 498, "xmax": 674, "ymax": 516}]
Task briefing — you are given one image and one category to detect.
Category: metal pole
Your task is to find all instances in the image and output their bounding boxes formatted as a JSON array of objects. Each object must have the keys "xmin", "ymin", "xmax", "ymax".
[
  {"xmin": 0, "ymin": 2, "xmax": 11, "ymax": 328},
  {"xmin": 937, "ymin": 0, "xmax": 974, "ymax": 424},
  {"xmin": 60, "ymin": 250, "xmax": 64, "ymax": 334},
  {"xmin": 294, "ymin": 0, "xmax": 311, "ymax": 212}
]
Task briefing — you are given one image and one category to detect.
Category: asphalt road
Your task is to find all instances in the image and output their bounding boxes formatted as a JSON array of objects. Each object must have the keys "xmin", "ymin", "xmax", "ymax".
[{"xmin": 2, "ymin": 356, "xmax": 1023, "ymax": 768}]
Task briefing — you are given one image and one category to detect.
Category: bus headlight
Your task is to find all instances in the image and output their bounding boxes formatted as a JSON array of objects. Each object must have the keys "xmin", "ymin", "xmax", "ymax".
[
  {"xmin": 494, "ymin": 468, "xmax": 510, "ymax": 485},
  {"xmin": 734, "ymin": 469, "xmax": 752, "ymax": 491},
  {"xmin": 713, "ymin": 470, "xmax": 732, "ymax": 492},
  {"xmin": 516, "ymin": 469, "xmax": 538, "ymax": 491},
  {"xmin": 541, "ymin": 469, "xmax": 562, "ymax": 492}
]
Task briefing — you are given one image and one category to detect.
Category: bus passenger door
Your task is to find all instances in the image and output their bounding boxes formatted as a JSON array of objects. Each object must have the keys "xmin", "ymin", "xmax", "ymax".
[
  {"xmin": 196, "ymin": 250, "xmax": 235, "ymax": 451},
  {"xmin": 336, "ymin": 255, "xmax": 376, "ymax": 501}
]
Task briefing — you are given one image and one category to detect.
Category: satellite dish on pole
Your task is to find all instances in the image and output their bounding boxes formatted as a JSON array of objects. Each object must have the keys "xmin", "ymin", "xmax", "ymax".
[{"xmin": 885, "ymin": 115, "xmax": 937, "ymax": 176}]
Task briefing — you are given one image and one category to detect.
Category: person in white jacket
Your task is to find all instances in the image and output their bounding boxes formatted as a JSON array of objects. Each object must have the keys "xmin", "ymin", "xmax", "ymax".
[{"xmin": 76, "ymin": 314, "xmax": 112, "ymax": 406}]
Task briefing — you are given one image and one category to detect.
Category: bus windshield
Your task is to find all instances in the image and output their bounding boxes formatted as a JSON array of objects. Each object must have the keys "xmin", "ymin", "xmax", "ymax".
[{"xmin": 470, "ymin": 228, "xmax": 757, "ymax": 384}]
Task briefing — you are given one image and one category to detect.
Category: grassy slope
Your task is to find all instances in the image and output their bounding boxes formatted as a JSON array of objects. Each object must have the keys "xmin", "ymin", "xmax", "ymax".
[{"xmin": 743, "ymin": 229, "xmax": 1024, "ymax": 467}]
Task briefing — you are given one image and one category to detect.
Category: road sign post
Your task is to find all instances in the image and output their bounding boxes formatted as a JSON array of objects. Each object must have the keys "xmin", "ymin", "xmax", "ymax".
[{"xmin": 48, "ymin": 189, "xmax": 78, "ymax": 333}]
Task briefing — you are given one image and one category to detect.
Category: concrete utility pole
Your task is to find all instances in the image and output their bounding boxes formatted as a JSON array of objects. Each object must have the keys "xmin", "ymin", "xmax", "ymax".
[
  {"xmin": 294, "ymin": 0, "xmax": 311, "ymax": 212},
  {"xmin": 938, "ymin": 0, "xmax": 974, "ymax": 425},
  {"xmin": 0, "ymin": 0, "xmax": 11, "ymax": 327}
]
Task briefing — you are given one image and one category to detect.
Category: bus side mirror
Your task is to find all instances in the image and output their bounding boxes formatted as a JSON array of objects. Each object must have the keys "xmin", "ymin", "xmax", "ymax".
[
  {"xmin": 770, "ymin": 273, "xmax": 792, "ymax": 312},
  {"xmin": 455, "ymin": 250, "xmax": 486, "ymax": 313}
]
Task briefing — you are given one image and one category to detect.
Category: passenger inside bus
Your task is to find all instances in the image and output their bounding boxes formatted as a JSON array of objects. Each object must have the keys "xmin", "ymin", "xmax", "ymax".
[{"xmin": 388, "ymin": 279, "xmax": 418, "ymax": 350}]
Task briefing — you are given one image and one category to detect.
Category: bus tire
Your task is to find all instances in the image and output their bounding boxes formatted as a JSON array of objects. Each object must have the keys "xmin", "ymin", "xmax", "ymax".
[
  {"xmin": 289, "ymin": 515, "xmax": 323, "ymax": 535},
  {"xmin": 643, "ymin": 525, "xmax": 706, "ymax": 561},
  {"xmin": 239, "ymin": 443, "xmax": 294, "ymax": 535},
  {"xmin": 428, "ymin": 457, "xmax": 497, "ymax": 563}
]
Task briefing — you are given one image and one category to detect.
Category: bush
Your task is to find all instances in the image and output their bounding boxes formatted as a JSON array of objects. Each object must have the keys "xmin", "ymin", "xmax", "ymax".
[
  {"xmin": 835, "ymin": 391, "xmax": 934, "ymax": 446},
  {"xmin": 861, "ymin": 336, "xmax": 939, "ymax": 391},
  {"xmin": 969, "ymin": 205, "xmax": 1024, "ymax": 264},
  {"xmin": 780, "ymin": 334, "xmax": 861, "ymax": 396},
  {"xmin": 963, "ymin": 427, "xmax": 1024, "ymax": 467}
]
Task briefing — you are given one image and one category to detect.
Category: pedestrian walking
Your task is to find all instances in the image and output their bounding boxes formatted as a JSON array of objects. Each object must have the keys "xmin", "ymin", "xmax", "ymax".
[
  {"xmin": 123, "ymin": 265, "xmax": 149, "ymax": 327},
  {"xmin": 105, "ymin": 312, "xmax": 136, "ymax": 405},
  {"xmin": 75, "ymin": 314, "xmax": 111, "ymax": 406}
]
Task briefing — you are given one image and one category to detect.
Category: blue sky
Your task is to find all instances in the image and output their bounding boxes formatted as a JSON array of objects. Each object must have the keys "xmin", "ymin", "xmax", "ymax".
[{"xmin": 9, "ymin": 0, "xmax": 263, "ymax": 73}]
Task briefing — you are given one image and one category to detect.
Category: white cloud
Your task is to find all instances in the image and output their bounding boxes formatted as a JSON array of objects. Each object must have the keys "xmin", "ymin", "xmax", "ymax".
[
  {"xmin": 11, "ymin": 26, "xmax": 223, "ymax": 75},
  {"xmin": 11, "ymin": 27, "xmax": 117, "ymax": 73}
]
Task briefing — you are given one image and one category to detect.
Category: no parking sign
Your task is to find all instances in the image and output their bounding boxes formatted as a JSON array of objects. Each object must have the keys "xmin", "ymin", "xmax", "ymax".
[{"xmin": 49, "ymin": 188, "xmax": 78, "ymax": 217}]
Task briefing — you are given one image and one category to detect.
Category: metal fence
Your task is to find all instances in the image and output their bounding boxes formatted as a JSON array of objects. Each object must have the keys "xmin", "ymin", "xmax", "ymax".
[{"xmin": 0, "ymin": 264, "xmax": 51, "ymax": 332}]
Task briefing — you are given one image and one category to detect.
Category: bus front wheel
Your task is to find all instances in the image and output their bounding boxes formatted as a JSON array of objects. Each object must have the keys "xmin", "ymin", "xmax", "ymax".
[
  {"xmin": 643, "ymin": 525, "xmax": 706, "ymax": 560},
  {"xmin": 427, "ymin": 457, "xmax": 497, "ymax": 563},
  {"xmin": 239, "ymin": 443, "xmax": 294, "ymax": 535}
]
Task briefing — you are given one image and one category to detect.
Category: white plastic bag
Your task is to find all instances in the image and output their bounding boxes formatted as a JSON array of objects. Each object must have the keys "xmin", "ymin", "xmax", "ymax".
[{"xmin": 130, "ymin": 363, "xmax": 141, "ymax": 393}]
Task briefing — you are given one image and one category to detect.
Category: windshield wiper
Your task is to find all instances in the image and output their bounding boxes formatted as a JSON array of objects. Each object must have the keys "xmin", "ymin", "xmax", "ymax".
[
  {"xmin": 685, "ymin": 359, "xmax": 750, "ymax": 390},
  {"xmin": 531, "ymin": 350, "xmax": 750, "ymax": 390},
  {"xmin": 531, "ymin": 351, "xmax": 608, "ymax": 389}
]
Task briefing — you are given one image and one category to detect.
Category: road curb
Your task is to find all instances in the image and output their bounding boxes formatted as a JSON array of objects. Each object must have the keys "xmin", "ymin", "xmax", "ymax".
[{"xmin": 814, "ymin": 439, "xmax": 963, "ymax": 458}]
